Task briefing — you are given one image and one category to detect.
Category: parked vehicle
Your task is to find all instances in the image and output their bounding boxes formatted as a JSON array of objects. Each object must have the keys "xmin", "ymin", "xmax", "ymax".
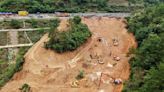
[
  {"xmin": 0, "ymin": 12, "xmax": 13, "ymax": 15},
  {"xmin": 18, "ymin": 11, "xmax": 29, "ymax": 16}
]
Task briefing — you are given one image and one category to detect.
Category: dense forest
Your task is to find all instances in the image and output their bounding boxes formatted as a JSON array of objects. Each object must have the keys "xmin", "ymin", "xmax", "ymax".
[
  {"xmin": 123, "ymin": 4, "xmax": 164, "ymax": 92},
  {"xmin": 0, "ymin": 0, "xmax": 162, "ymax": 13}
]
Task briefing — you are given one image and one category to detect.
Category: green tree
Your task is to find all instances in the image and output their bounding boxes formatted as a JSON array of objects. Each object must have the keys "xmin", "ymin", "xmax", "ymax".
[
  {"xmin": 140, "ymin": 63, "xmax": 164, "ymax": 92},
  {"xmin": 50, "ymin": 19, "xmax": 60, "ymax": 28},
  {"xmin": 72, "ymin": 16, "xmax": 81, "ymax": 24},
  {"xmin": 76, "ymin": 70, "xmax": 84, "ymax": 80},
  {"xmin": 123, "ymin": 4, "xmax": 164, "ymax": 92},
  {"xmin": 137, "ymin": 34, "xmax": 162, "ymax": 69},
  {"xmin": 19, "ymin": 83, "xmax": 31, "ymax": 92}
]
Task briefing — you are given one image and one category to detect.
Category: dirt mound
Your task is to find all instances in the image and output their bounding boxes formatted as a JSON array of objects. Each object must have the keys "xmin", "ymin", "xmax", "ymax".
[{"xmin": 0, "ymin": 17, "xmax": 136, "ymax": 92}]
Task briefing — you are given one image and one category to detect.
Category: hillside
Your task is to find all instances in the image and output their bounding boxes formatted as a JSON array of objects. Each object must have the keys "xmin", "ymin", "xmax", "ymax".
[
  {"xmin": 0, "ymin": 0, "xmax": 138, "ymax": 13},
  {"xmin": 0, "ymin": 17, "xmax": 136, "ymax": 92},
  {"xmin": 0, "ymin": 1, "xmax": 163, "ymax": 92}
]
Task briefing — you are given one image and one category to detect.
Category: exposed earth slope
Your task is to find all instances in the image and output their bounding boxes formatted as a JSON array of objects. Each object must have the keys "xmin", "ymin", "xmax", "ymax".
[{"xmin": 0, "ymin": 17, "xmax": 136, "ymax": 92}]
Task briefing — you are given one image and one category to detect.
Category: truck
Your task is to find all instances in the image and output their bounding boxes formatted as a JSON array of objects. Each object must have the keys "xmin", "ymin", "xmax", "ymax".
[{"xmin": 18, "ymin": 11, "xmax": 29, "ymax": 16}]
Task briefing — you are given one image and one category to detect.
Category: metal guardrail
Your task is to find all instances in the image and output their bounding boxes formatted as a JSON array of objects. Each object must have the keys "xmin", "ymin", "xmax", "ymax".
[
  {"xmin": 0, "ymin": 27, "xmax": 50, "ymax": 32},
  {"xmin": 0, "ymin": 28, "xmax": 49, "ymax": 48},
  {"xmin": 0, "ymin": 43, "xmax": 33, "ymax": 49}
]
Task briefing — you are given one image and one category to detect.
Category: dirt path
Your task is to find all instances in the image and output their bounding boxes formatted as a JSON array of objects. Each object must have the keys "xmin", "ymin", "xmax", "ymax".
[
  {"xmin": 8, "ymin": 31, "xmax": 18, "ymax": 62},
  {"xmin": 68, "ymin": 35, "xmax": 97, "ymax": 68},
  {"xmin": 8, "ymin": 31, "xmax": 18, "ymax": 45},
  {"xmin": 0, "ymin": 17, "xmax": 136, "ymax": 92}
]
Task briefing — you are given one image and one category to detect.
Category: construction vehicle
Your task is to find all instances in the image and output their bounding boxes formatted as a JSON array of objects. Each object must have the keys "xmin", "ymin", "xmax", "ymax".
[
  {"xmin": 98, "ymin": 72, "xmax": 123, "ymax": 88},
  {"xmin": 113, "ymin": 78, "xmax": 122, "ymax": 85},
  {"xmin": 71, "ymin": 80, "xmax": 79, "ymax": 88},
  {"xmin": 112, "ymin": 38, "xmax": 119, "ymax": 46},
  {"xmin": 113, "ymin": 56, "xmax": 121, "ymax": 61},
  {"xmin": 18, "ymin": 11, "xmax": 29, "ymax": 16}
]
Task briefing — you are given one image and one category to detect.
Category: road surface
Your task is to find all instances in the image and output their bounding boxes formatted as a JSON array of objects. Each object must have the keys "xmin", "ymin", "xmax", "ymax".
[{"xmin": 0, "ymin": 13, "xmax": 130, "ymax": 21}]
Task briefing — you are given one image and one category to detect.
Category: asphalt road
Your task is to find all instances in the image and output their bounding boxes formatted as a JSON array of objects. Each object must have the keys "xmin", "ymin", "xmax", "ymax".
[{"xmin": 0, "ymin": 13, "xmax": 131, "ymax": 21}]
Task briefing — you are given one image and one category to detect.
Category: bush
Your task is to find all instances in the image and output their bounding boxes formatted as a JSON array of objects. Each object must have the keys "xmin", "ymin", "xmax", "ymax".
[
  {"xmin": 0, "ymin": 48, "xmax": 28, "ymax": 88},
  {"xmin": 72, "ymin": 16, "xmax": 81, "ymax": 24},
  {"xmin": 19, "ymin": 83, "xmax": 31, "ymax": 92},
  {"xmin": 10, "ymin": 19, "xmax": 22, "ymax": 29},
  {"xmin": 25, "ymin": 19, "xmax": 38, "ymax": 28},
  {"xmin": 76, "ymin": 70, "xmax": 84, "ymax": 80},
  {"xmin": 49, "ymin": 19, "xmax": 60, "ymax": 28}
]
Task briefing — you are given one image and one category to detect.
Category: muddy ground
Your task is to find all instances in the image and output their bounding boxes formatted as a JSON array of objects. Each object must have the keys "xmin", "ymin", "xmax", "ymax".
[{"xmin": 0, "ymin": 17, "xmax": 136, "ymax": 92}]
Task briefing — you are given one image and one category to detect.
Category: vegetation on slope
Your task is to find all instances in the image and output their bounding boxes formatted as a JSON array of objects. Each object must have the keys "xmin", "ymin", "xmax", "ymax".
[
  {"xmin": 0, "ymin": 47, "xmax": 28, "ymax": 87},
  {"xmin": 0, "ymin": 0, "xmax": 137, "ymax": 13},
  {"xmin": 45, "ymin": 16, "xmax": 92, "ymax": 53},
  {"xmin": 123, "ymin": 4, "xmax": 164, "ymax": 92},
  {"xmin": 129, "ymin": 0, "xmax": 163, "ymax": 6},
  {"xmin": 0, "ymin": 0, "xmax": 162, "ymax": 13},
  {"xmin": 0, "ymin": 0, "xmax": 163, "ymax": 13}
]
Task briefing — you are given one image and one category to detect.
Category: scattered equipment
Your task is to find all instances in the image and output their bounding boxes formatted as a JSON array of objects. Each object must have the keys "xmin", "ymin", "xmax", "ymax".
[
  {"xmin": 113, "ymin": 56, "xmax": 120, "ymax": 61},
  {"xmin": 71, "ymin": 80, "xmax": 79, "ymax": 88},
  {"xmin": 114, "ymin": 78, "xmax": 122, "ymax": 85},
  {"xmin": 112, "ymin": 38, "xmax": 119, "ymax": 46}
]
